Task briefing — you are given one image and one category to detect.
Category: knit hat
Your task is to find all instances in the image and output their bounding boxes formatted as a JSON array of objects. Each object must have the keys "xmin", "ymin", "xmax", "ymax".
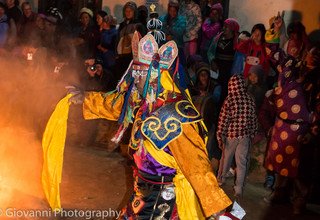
[
  {"xmin": 168, "ymin": 0, "xmax": 179, "ymax": 10},
  {"xmin": 79, "ymin": 7, "xmax": 93, "ymax": 18},
  {"xmin": 210, "ymin": 3, "xmax": 223, "ymax": 15},
  {"xmin": 222, "ymin": 18, "xmax": 240, "ymax": 49},
  {"xmin": 196, "ymin": 62, "xmax": 210, "ymax": 76},
  {"xmin": 224, "ymin": 18, "xmax": 240, "ymax": 33}
]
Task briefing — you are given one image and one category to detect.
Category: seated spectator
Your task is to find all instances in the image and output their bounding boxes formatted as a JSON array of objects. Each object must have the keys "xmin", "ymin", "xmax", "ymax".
[{"xmin": 186, "ymin": 54, "xmax": 203, "ymax": 86}]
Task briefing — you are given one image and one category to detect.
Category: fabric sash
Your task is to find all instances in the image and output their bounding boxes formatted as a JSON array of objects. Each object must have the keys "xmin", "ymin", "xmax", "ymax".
[
  {"xmin": 144, "ymin": 140, "xmax": 205, "ymax": 220},
  {"xmin": 42, "ymin": 94, "xmax": 72, "ymax": 211}
]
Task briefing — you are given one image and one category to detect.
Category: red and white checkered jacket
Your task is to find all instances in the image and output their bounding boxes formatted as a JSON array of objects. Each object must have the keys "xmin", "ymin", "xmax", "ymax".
[{"xmin": 216, "ymin": 75, "xmax": 258, "ymax": 142}]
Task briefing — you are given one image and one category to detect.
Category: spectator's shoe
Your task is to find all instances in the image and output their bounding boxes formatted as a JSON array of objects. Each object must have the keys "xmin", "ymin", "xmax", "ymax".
[
  {"xmin": 225, "ymin": 168, "xmax": 236, "ymax": 178},
  {"xmin": 234, "ymin": 193, "xmax": 243, "ymax": 205},
  {"xmin": 264, "ymin": 175, "xmax": 275, "ymax": 190}
]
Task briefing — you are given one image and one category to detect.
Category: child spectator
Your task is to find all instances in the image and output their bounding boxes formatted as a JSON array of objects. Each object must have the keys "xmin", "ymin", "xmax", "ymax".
[
  {"xmin": 246, "ymin": 65, "xmax": 267, "ymax": 111},
  {"xmin": 217, "ymin": 74, "xmax": 258, "ymax": 200},
  {"xmin": 237, "ymin": 23, "xmax": 269, "ymax": 78}
]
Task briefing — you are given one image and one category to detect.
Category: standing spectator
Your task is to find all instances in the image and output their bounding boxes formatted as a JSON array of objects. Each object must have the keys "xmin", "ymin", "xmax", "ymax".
[
  {"xmin": 137, "ymin": 5, "xmax": 148, "ymax": 30},
  {"xmin": 217, "ymin": 74, "xmax": 258, "ymax": 200},
  {"xmin": 283, "ymin": 21, "xmax": 309, "ymax": 59},
  {"xmin": 17, "ymin": 1, "xmax": 37, "ymax": 45},
  {"xmin": 207, "ymin": 18, "xmax": 240, "ymax": 107},
  {"xmin": 237, "ymin": 23, "xmax": 269, "ymax": 78},
  {"xmin": 93, "ymin": 10, "xmax": 108, "ymax": 54},
  {"xmin": 0, "ymin": 2, "xmax": 9, "ymax": 48},
  {"xmin": 95, "ymin": 10, "xmax": 108, "ymax": 32},
  {"xmin": 71, "ymin": 7, "xmax": 96, "ymax": 61},
  {"xmin": 179, "ymin": 0, "xmax": 202, "ymax": 59},
  {"xmin": 96, "ymin": 15, "xmax": 118, "ymax": 71},
  {"xmin": 263, "ymin": 18, "xmax": 313, "ymax": 213},
  {"xmin": 186, "ymin": 54, "xmax": 203, "ymax": 86},
  {"xmin": 246, "ymin": 65, "xmax": 267, "ymax": 111},
  {"xmin": 200, "ymin": 2, "xmax": 223, "ymax": 62},
  {"xmin": 115, "ymin": 1, "xmax": 146, "ymax": 81},
  {"xmin": 5, "ymin": 0, "xmax": 21, "ymax": 25},
  {"xmin": 160, "ymin": 0, "xmax": 187, "ymax": 65}
]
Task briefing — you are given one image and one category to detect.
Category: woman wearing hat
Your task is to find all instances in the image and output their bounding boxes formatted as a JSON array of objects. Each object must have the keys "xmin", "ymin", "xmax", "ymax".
[
  {"xmin": 160, "ymin": 0, "xmax": 187, "ymax": 65},
  {"xmin": 115, "ymin": 1, "xmax": 147, "ymax": 82},
  {"xmin": 200, "ymin": 3, "xmax": 223, "ymax": 63},
  {"xmin": 71, "ymin": 7, "xmax": 96, "ymax": 60}
]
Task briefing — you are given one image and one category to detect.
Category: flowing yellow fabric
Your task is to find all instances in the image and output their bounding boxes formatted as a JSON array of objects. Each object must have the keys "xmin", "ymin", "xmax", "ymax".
[
  {"xmin": 144, "ymin": 140, "xmax": 206, "ymax": 220},
  {"xmin": 42, "ymin": 94, "xmax": 72, "ymax": 212},
  {"xmin": 83, "ymin": 91, "xmax": 124, "ymax": 121}
]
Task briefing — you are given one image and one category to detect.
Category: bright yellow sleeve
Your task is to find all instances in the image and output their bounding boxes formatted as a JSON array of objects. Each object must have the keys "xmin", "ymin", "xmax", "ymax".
[
  {"xmin": 83, "ymin": 91, "xmax": 124, "ymax": 121},
  {"xmin": 169, "ymin": 123, "xmax": 232, "ymax": 217}
]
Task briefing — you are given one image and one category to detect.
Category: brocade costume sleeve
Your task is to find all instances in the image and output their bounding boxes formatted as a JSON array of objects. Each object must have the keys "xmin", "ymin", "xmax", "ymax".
[
  {"xmin": 83, "ymin": 91, "xmax": 124, "ymax": 121},
  {"xmin": 169, "ymin": 123, "xmax": 232, "ymax": 217}
]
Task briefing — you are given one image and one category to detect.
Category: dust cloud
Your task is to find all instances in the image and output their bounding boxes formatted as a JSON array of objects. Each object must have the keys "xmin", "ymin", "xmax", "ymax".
[{"xmin": 0, "ymin": 49, "xmax": 82, "ymax": 210}]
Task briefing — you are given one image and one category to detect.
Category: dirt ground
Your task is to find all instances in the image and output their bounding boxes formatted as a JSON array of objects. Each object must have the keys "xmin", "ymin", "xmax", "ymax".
[{"xmin": 1, "ymin": 115, "xmax": 319, "ymax": 220}]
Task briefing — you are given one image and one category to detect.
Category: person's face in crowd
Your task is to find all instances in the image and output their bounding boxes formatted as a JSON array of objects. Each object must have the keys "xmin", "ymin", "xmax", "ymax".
[
  {"xmin": 6, "ymin": 0, "xmax": 14, "ymax": 7},
  {"xmin": 36, "ymin": 16, "xmax": 45, "ymax": 30},
  {"xmin": 251, "ymin": 29, "xmax": 262, "ymax": 45},
  {"xmin": 199, "ymin": 71, "xmax": 209, "ymax": 87},
  {"xmin": 168, "ymin": 6, "xmax": 177, "ymax": 19},
  {"xmin": 96, "ymin": 14, "xmax": 103, "ymax": 27},
  {"xmin": 223, "ymin": 23, "xmax": 233, "ymax": 39},
  {"xmin": 125, "ymin": 7, "xmax": 134, "ymax": 20},
  {"xmin": 248, "ymin": 72, "xmax": 258, "ymax": 85},
  {"xmin": 80, "ymin": 13, "xmax": 91, "ymax": 27},
  {"xmin": 22, "ymin": 4, "xmax": 32, "ymax": 18},
  {"xmin": 133, "ymin": 73, "xmax": 147, "ymax": 95},
  {"xmin": 209, "ymin": 9, "xmax": 219, "ymax": 22},
  {"xmin": 305, "ymin": 47, "xmax": 318, "ymax": 68}
]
